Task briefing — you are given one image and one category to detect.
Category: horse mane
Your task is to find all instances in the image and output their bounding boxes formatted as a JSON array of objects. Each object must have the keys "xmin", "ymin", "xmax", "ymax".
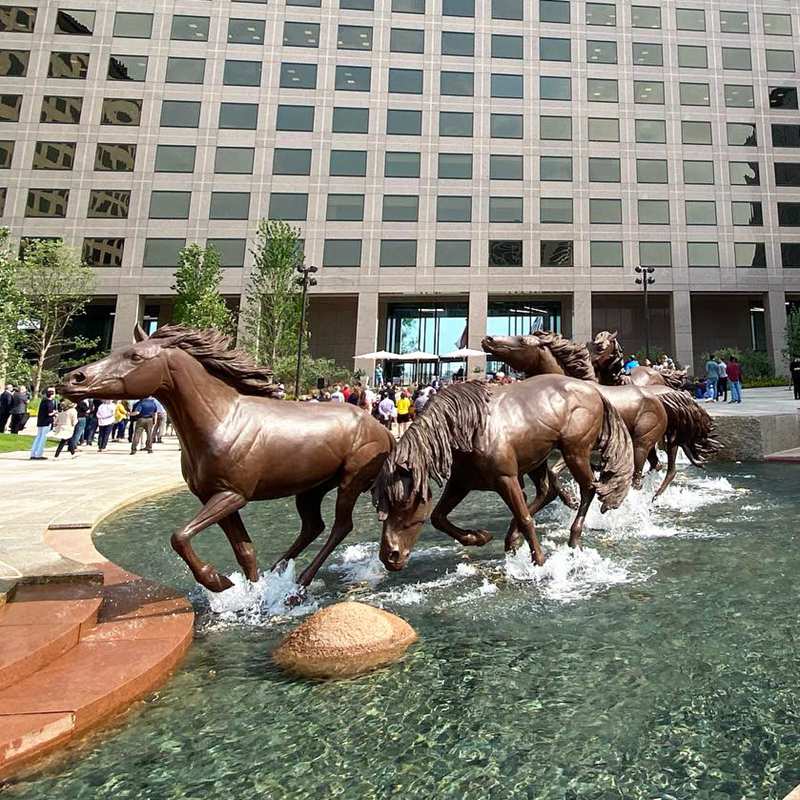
[
  {"xmin": 532, "ymin": 331, "xmax": 597, "ymax": 382},
  {"xmin": 149, "ymin": 325, "xmax": 280, "ymax": 396},
  {"xmin": 591, "ymin": 331, "xmax": 627, "ymax": 385},
  {"xmin": 372, "ymin": 382, "xmax": 490, "ymax": 512}
]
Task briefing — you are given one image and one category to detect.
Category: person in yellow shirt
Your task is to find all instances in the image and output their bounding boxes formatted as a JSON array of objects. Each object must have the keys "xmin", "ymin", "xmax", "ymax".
[
  {"xmin": 113, "ymin": 400, "xmax": 130, "ymax": 441},
  {"xmin": 395, "ymin": 390, "xmax": 412, "ymax": 435}
]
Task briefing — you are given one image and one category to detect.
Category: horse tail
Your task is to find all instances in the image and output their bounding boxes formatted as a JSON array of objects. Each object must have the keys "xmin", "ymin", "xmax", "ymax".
[
  {"xmin": 657, "ymin": 390, "xmax": 720, "ymax": 466},
  {"xmin": 594, "ymin": 394, "xmax": 634, "ymax": 511}
]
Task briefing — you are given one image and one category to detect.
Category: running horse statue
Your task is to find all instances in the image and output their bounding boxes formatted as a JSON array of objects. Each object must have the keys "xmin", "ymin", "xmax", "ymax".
[
  {"xmin": 59, "ymin": 325, "xmax": 394, "ymax": 592},
  {"xmin": 373, "ymin": 377, "xmax": 634, "ymax": 572},
  {"xmin": 589, "ymin": 330, "xmax": 687, "ymax": 389}
]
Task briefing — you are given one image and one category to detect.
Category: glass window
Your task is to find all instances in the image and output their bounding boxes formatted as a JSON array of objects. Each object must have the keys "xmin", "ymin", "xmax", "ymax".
[
  {"xmin": 0, "ymin": 49, "xmax": 29, "ymax": 77},
  {"xmin": 440, "ymin": 111, "xmax": 473, "ymax": 137},
  {"xmin": 720, "ymin": 10, "xmax": 748, "ymax": 34},
  {"xmin": 95, "ymin": 142, "xmax": 136, "ymax": 171},
  {"xmin": 332, "ymin": 107, "xmax": 369, "ymax": 133},
  {"xmin": 392, "ymin": 0, "xmax": 424, "ymax": 12},
  {"xmin": 766, "ymin": 50, "xmax": 795, "ymax": 73},
  {"xmin": 490, "ymin": 154, "xmax": 523, "ymax": 180},
  {"xmin": 221, "ymin": 102, "xmax": 259, "ymax": 130},
  {"xmin": 730, "ymin": 161, "xmax": 759, "ymax": 186},
  {"xmin": 380, "ymin": 240, "xmax": 417, "ymax": 267},
  {"xmin": 87, "ymin": 189, "xmax": 130, "ymax": 218},
  {"xmin": 589, "ymin": 157, "xmax": 621, "ymax": 182},
  {"xmin": 160, "ymin": 100, "xmax": 200, "ymax": 127},
  {"xmin": 443, "ymin": 0, "xmax": 474, "ymax": 17},
  {"xmin": 269, "ymin": 192, "xmax": 308, "ymax": 220},
  {"xmin": 586, "ymin": 3, "xmax": 615, "ymax": 26},
  {"xmin": 685, "ymin": 200, "xmax": 716, "ymax": 225},
  {"xmin": 778, "ymin": 203, "xmax": 800, "ymax": 226},
  {"xmin": 540, "ymin": 240, "xmax": 573, "ymax": 267},
  {"xmin": 171, "ymin": 15, "xmax": 209, "ymax": 41},
  {"xmin": 209, "ymin": 192, "xmax": 249, "ymax": 220},
  {"xmin": 781, "ymin": 243, "xmax": 800, "ymax": 267},
  {"xmin": 632, "ymin": 6, "xmax": 660, "ymax": 28},
  {"xmin": 335, "ymin": 65, "xmax": 371, "ymax": 91},
  {"xmin": 541, "ymin": 115, "xmax": 572, "ymax": 140},
  {"xmin": 32, "ymin": 141, "xmax": 75, "ymax": 170},
  {"xmin": 587, "ymin": 78, "xmax": 618, "ymax": 102},
  {"xmin": 38, "ymin": 95, "xmax": 80, "ymax": 124},
  {"xmin": 491, "ymin": 113, "xmax": 522, "ymax": 139},
  {"xmin": 440, "ymin": 71, "xmax": 473, "ymax": 96},
  {"xmin": 149, "ymin": 190, "xmax": 189, "ymax": 219},
  {"xmin": 274, "ymin": 148, "xmax": 312, "ymax": 175},
  {"xmin": 437, "ymin": 196, "xmax": 471, "ymax": 222},
  {"xmin": 385, "ymin": 151, "xmax": 420, "ymax": 177},
  {"xmin": 329, "ymin": 149, "xmax": 367, "ymax": 176},
  {"xmin": 493, "ymin": 73, "xmax": 524, "ymax": 98},
  {"xmin": 48, "ymin": 52, "xmax": 89, "ymax": 79},
  {"xmin": 55, "ymin": 9, "xmax": 94, "ymax": 34},
  {"xmin": 639, "ymin": 241, "xmax": 671, "ymax": 267},
  {"xmin": 490, "ymin": 240, "xmax": 523, "ymax": 266},
  {"xmin": 728, "ymin": 122, "xmax": 757, "ymax": 146},
  {"xmin": 435, "ymin": 240, "xmax": 470, "ymax": 267},
  {"xmin": 682, "ymin": 120, "xmax": 712, "ymax": 145},
  {"xmin": 632, "ymin": 42, "xmax": 662, "ymax": 66},
  {"xmin": 214, "ymin": 147, "xmax": 254, "ymax": 174},
  {"xmin": 687, "ymin": 242, "xmax": 719, "ymax": 267},
  {"xmin": 680, "ymin": 82, "xmax": 710, "ymax": 106},
  {"xmin": 155, "ymin": 144, "xmax": 196, "ymax": 172},
  {"xmin": 289, "ymin": 0, "xmax": 322, "ymax": 7},
  {"xmin": 540, "ymin": 155, "xmax": 572, "ymax": 181},
  {"xmin": 280, "ymin": 63, "xmax": 317, "ymax": 89},
  {"xmin": 676, "ymin": 8, "xmax": 704, "ymax": 31},
  {"xmin": 683, "ymin": 160, "xmax": 714, "ymax": 184},
  {"xmin": 101, "ymin": 98, "xmax": 141, "ymax": 126},
  {"xmin": 489, "ymin": 196, "xmax": 523, "ymax": 223},
  {"xmin": 25, "ymin": 188, "xmax": 68, "ymax": 217},
  {"xmin": 391, "ymin": 28, "xmax": 424, "ymax": 53},
  {"xmin": 439, "ymin": 153, "xmax": 473, "ymax": 179},
  {"xmin": 634, "ymin": 81, "xmax": 664, "ymax": 104},
  {"xmin": 541, "ymin": 197, "xmax": 572, "ymax": 223},
  {"xmin": 591, "ymin": 241, "xmax": 623, "ymax": 267},
  {"xmin": 635, "ymin": 119, "xmax": 666, "ymax": 143},
  {"xmin": 228, "ymin": 18, "xmax": 265, "ymax": 44},
  {"xmin": 387, "ymin": 109, "xmax": 422, "ymax": 135},
  {"xmin": 492, "ymin": 34, "xmax": 523, "ymax": 59},
  {"xmin": 722, "ymin": 47, "xmax": 752, "ymax": 70},
  {"xmin": 764, "ymin": 14, "xmax": 792, "ymax": 36},
  {"xmin": 678, "ymin": 45, "xmax": 707, "ymax": 69},
  {"xmin": 772, "ymin": 123, "xmax": 800, "ymax": 147},
  {"xmin": 143, "ymin": 239, "xmax": 185, "ymax": 267},
  {"xmin": 338, "ymin": 24, "xmax": 372, "ymax": 50},
  {"xmin": 327, "ymin": 193, "xmax": 365, "ymax": 221},
  {"xmin": 442, "ymin": 31, "xmax": 474, "ymax": 56},
  {"xmin": 540, "ymin": 37, "xmax": 570, "ymax": 61},
  {"xmin": 493, "ymin": 0, "xmax": 522, "ymax": 20},
  {"xmin": 770, "ymin": 87, "xmax": 798, "ymax": 110},
  {"xmin": 774, "ymin": 162, "xmax": 800, "ymax": 187},
  {"xmin": 166, "ymin": 57, "xmax": 205, "ymax": 84},
  {"xmin": 590, "ymin": 198, "xmax": 622, "ymax": 223},
  {"xmin": 732, "ymin": 201, "xmax": 763, "ymax": 226},
  {"xmin": 114, "ymin": 12, "xmax": 152, "ymax": 38},
  {"xmin": 734, "ymin": 242, "xmax": 766, "ymax": 268},
  {"xmin": 83, "ymin": 238, "xmax": 124, "ymax": 268},
  {"xmin": 638, "ymin": 199, "xmax": 669, "ymax": 224},
  {"xmin": 389, "ymin": 68, "xmax": 422, "ymax": 94},
  {"xmin": 725, "ymin": 85, "xmax": 754, "ymax": 108},
  {"xmin": 383, "ymin": 195, "xmax": 419, "ymax": 221},
  {"xmin": 207, "ymin": 239, "xmax": 246, "ymax": 268},
  {"xmin": 0, "ymin": 6, "xmax": 36, "ymax": 33},
  {"xmin": 224, "ymin": 60, "xmax": 261, "ymax": 86},
  {"xmin": 283, "ymin": 21, "xmax": 319, "ymax": 47},
  {"xmin": 589, "ymin": 117, "xmax": 619, "ymax": 141},
  {"xmin": 587, "ymin": 40, "xmax": 617, "ymax": 64},
  {"xmin": 277, "ymin": 104, "xmax": 316, "ymax": 133},
  {"xmin": 323, "ymin": 240, "xmax": 361, "ymax": 268},
  {"xmin": 108, "ymin": 54, "xmax": 147, "ymax": 81},
  {"xmin": 540, "ymin": 0, "xmax": 569, "ymax": 23},
  {"xmin": 539, "ymin": 76, "xmax": 568, "ymax": 100}
]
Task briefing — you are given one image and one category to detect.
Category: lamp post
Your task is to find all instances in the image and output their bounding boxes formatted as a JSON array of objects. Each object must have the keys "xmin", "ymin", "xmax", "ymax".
[
  {"xmin": 294, "ymin": 264, "xmax": 318, "ymax": 400},
  {"xmin": 635, "ymin": 266, "xmax": 656, "ymax": 361}
]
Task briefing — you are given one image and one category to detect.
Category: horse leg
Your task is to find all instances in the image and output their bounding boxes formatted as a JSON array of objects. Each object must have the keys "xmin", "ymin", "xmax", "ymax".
[
  {"xmin": 653, "ymin": 444, "xmax": 678, "ymax": 499},
  {"xmin": 495, "ymin": 474, "xmax": 545, "ymax": 566},
  {"xmin": 171, "ymin": 491, "xmax": 246, "ymax": 592},
  {"xmin": 647, "ymin": 448, "xmax": 662, "ymax": 472},
  {"xmin": 631, "ymin": 441, "xmax": 651, "ymax": 490},
  {"xmin": 218, "ymin": 511, "xmax": 258, "ymax": 583},
  {"xmin": 505, "ymin": 464, "xmax": 554, "ymax": 552},
  {"xmin": 271, "ymin": 482, "xmax": 332, "ymax": 572},
  {"xmin": 561, "ymin": 452, "xmax": 597, "ymax": 549},
  {"xmin": 431, "ymin": 480, "xmax": 492, "ymax": 547}
]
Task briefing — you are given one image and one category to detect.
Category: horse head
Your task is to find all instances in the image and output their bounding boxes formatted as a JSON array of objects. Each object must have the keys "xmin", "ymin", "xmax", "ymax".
[
  {"xmin": 59, "ymin": 324, "xmax": 169, "ymax": 400},
  {"xmin": 482, "ymin": 334, "xmax": 549, "ymax": 376}
]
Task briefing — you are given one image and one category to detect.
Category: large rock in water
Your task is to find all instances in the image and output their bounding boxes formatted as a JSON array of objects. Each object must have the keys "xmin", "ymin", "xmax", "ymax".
[{"xmin": 273, "ymin": 602, "xmax": 417, "ymax": 679}]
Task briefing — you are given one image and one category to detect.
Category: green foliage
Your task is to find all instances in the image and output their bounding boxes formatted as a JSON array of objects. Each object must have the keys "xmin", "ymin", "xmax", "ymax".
[
  {"xmin": 243, "ymin": 220, "xmax": 304, "ymax": 366},
  {"xmin": 171, "ymin": 243, "xmax": 233, "ymax": 333},
  {"xmin": 271, "ymin": 354, "xmax": 352, "ymax": 395},
  {"xmin": 785, "ymin": 307, "xmax": 800, "ymax": 358},
  {"xmin": 703, "ymin": 347, "xmax": 775, "ymax": 381},
  {"xmin": 742, "ymin": 376, "xmax": 790, "ymax": 388},
  {"xmin": 0, "ymin": 228, "xmax": 26, "ymax": 386}
]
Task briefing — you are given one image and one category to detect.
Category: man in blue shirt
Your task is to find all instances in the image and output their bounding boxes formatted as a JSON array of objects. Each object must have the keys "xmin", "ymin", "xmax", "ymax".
[{"xmin": 130, "ymin": 396, "xmax": 158, "ymax": 454}]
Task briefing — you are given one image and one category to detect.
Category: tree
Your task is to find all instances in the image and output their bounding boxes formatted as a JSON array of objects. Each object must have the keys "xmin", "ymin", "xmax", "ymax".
[
  {"xmin": 171, "ymin": 243, "xmax": 233, "ymax": 333},
  {"xmin": 16, "ymin": 240, "xmax": 96, "ymax": 395},
  {"xmin": 243, "ymin": 220, "xmax": 303, "ymax": 366},
  {"xmin": 786, "ymin": 307, "xmax": 800, "ymax": 359},
  {"xmin": 0, "ymin": 228, "xmax": 26, "ymax": 386}
]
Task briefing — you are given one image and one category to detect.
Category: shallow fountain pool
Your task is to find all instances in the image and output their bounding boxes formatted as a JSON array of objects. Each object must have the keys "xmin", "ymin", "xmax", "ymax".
[{"xmin": 5, "ymin": 463, "xmax": 800, "ymax": 799}]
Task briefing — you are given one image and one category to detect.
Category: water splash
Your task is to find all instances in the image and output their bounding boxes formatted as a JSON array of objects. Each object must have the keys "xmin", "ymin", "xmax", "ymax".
[{"xmin": 327, "ymin": 542, "xmax": 386, "ymax": 586}]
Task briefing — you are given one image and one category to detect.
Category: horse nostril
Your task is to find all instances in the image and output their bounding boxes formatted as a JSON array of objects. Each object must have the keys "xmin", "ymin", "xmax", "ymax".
[
  {"xmin": 386, "ymin": 549, "xmax": 401, "ymax": 565},
  {"xmin": 71, "ymin": 371, "xmax": 86, "ymax": 384}
]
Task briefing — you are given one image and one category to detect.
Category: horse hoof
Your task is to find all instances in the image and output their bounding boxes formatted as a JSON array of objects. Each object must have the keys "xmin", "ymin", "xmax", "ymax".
[
  {"xmin": 464, "ymin": 530, "xmax": 492, "ymax": 546},
  {"xmin": 198, "ymin": 568, "xmax": 234, "ymax": 592},
  {"xmin": 271, "ymin": 559, "xmax": 288, "ymax": 574},
  {"xmin": 285, "ymin": 587, "xmax": 308, "ymax": 608}
]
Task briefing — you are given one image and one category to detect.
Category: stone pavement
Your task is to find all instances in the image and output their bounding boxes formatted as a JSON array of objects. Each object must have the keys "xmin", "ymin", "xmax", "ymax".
[{"xmin": 704, "ymin": 385, "xmax": 798, "ymax": 417}]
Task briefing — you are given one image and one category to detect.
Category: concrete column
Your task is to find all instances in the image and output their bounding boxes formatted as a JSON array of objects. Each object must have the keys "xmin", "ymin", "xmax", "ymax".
[
  {"xmin": 467, "ymin": 289, "xmax": 488, "ymax": 377},
  {"xmin": 671, "ymin": 289, "xmax": 694, "ymax": 373},
  {"xmin": 353, "ymin": 291, "xmax": 379, "ymax": 379},
  {"xmin": 572, "ymin": 288, "xmax": 593, "ymax": 345},
  {"xmin": 110, "ymin": 294, "xmax": 141, "ymax": 350},
  {"xmin": 765, "ymin": 288, "xmax": 788, "ymax": 375}
]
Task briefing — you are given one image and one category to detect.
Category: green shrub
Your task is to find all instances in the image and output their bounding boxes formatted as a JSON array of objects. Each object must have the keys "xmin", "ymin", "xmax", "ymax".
[{"xmin": 701, "ymin": 347, "xmax": 774, "ymax": 380}]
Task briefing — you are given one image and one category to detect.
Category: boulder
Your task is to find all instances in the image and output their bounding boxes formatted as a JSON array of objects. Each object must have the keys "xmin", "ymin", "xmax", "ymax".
[{"xmin": 273, "ymin": 601, "xmax": 417, "ymax": 679}]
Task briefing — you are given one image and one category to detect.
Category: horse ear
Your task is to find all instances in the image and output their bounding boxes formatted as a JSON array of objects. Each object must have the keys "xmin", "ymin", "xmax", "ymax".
[
  {"xmin": 377, "ymin": 511, "xmax": 388, "ymax": 522},
  {"xmin": 610, "ymin": 330, "xmax": 618, "ymax": 340},
  {"xmin": 133, "ymin": 323, "xmax": 149, "ymax": 343}
]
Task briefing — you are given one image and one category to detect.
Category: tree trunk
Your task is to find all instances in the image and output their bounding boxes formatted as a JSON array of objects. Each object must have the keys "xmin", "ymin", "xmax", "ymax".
[{"xmin": 33, "ymin": 349, "xmax": 45, "ymax": 396}]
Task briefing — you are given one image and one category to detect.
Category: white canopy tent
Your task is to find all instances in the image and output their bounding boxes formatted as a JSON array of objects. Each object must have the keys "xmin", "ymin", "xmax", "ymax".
[
  {"xmin": 440, "ymin": 347, "xmax": 486, "ymax": 359},
  {"xmin": 396, "ymin": 350, "xmax": 439, "ymax": 361},
  {"xmin": 353, "ymin": 350, "xmax": 401, "ymax": 360}
]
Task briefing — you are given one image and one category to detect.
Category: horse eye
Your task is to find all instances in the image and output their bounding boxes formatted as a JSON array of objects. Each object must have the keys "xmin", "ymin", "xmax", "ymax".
[{"xmin": 130, "ymin": 353, "xmax": 143, "ymax": 363}]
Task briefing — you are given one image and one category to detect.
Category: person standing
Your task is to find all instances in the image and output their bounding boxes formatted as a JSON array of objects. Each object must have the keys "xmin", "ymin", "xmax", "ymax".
[
  {"xmin": 71, "ymin": 398, "xmax": 90, "ymax": 451},
  {"xmin": 9, "ymin": 386, "xmax": 29, "ymax": 434},
  {"xmin": 331, "ymin": 385, "xmax": 345, "ymax": 402},
  {"xmin": 30, "ymin": 388, "xmax": 56, "ymax": 460},
  {"xmin": 377, "ymin": 392, "xmax": 397, "ymax": 431},
  {"xmin": 790, "ymin": 355, "xmax": 800, "ymax": 400},
  {"xmin": 395, "ymin": 390, "xmax": 412, "ymax": 434},
  {"xmin": 727, "ymin": 356, "xmax": 743, "ymax": 404},
  {"xmin": 0, "ymin": 384, "xmax": 13, "ymax": 433},
  {"xmin": 96, "ymin": 398, "xmax": 116, "ymax": 451},
  {"xmin": 82, "ymin": 399, "xmax": 99, "ymax": 445},
  {"xmin": 113, "ymin": 399, "xmax": 129, "ymax": 441},
  {"xmin": 53, "ymin": 400, "xmax": 79, "ymax": 458},
  {"xmin": 704, "ymin": 356, "xmax": 719, "ymax": 401},
  {"xmin": 129, "ymin": 396, "xmax": 158, "ymax": 454},
  {"xmin": 153, "ymin": 397, "xmax": 167, "ymax": 443},
  {"xmin": 715, "ymin": 356, "xmax": 729, "ymax": 403}
]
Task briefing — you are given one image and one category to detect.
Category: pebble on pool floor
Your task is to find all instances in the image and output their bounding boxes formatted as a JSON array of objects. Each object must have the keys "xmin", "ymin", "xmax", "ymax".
[{"xmin": 273, "ymin": 601, "xmax": 418, "ymax": 679}]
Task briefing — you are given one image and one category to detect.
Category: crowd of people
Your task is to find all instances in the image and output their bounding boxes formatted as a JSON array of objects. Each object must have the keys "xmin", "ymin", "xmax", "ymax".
[{"xmin": 694, "ymin": 355, "xmax": 744, "ymax": 403}]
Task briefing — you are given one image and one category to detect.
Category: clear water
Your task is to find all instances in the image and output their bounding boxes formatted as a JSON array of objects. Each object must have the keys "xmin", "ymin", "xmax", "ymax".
[{"xmin": 4, "ymin": 463, "xmax": 800, "ymax": 800}]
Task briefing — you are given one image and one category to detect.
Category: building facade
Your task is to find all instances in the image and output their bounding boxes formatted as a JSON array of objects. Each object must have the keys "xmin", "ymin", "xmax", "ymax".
[{"xmin": 1, "ymin": 0, "xmax": 799, "ymax": 378}]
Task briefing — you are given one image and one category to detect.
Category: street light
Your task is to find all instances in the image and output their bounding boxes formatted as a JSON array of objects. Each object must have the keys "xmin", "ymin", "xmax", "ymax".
[
  {"xmin": 635, "ymin": 266, "xmax": 656, "ymax": 361},
  {"xmin": 294, "ymin": 264, "xmax": 318, "ymax": 400}
]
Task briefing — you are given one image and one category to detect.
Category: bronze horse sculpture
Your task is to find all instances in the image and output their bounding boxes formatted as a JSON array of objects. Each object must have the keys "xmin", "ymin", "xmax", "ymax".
[
  {"xmin": 59, "ymin": 325, "xmax": 394, "ymax": 592},
  {"xmin": 482, "ymin": 331, "xmax": 718, "ymax": 498},
  {"xmin": 373, "ymin": 377, "xmax": 634, "ymax": 572},
  {"xmin": 589, "ymin": 330, "xmax": 687, "ymax": 389}
]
